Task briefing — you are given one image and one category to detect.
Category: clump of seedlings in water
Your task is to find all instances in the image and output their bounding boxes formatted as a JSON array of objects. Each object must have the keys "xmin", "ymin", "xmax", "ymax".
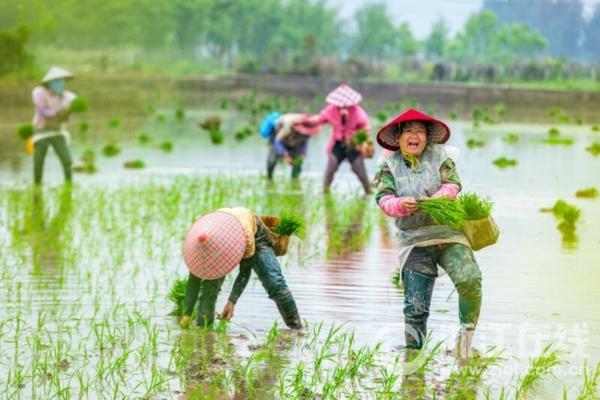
[
  {"xmin": 592, "ymin": 125, "xmax": 600, "ymax": 132},
  {"xmin": 73, "ymin": 148, "xmax": 98, "ymax": 174},
  {"xmin": 586, "ymin": 142, "xmax": 600, "ymax": 156},
  {"xmin": 220, "ymin": 97, "xmax": 228, "ymax": 110},
  {"xmin": 70, "ymin": 97, "xmax": 88, "ymax": 113},
  {"xmin": 549, "ymin": 106, "xmax": 570, "ymax": 123},
  {"xmin": 492, "ymin": 157, "xmax": 518, "ymax": 168},
  {"xmin": 502, "ymin": 132, "xmax": 520, "ymax": 143},
  {"xmin": 466, "ymin": 137, "xmax": 485, "ymax": 148},
  {"xmin": 548, "ymin": 127, "xmax": 561, "ymax": 137},
  {"xmin": 542, "ymin": 127, "xmax": 574, "ymax": 145},
  {"xmin": 272, "ymin": 213, "xmax": 304, "ymax": 238},
  {"xmin": 167, "ymin": 278, "xmax": 187, "ymax": 316},
  {"xmin": 123, "ymin": 159, "xmax": 145, "ymax": 169},
  {"xmin": 137, "ymin": 132, "xmax": 151, "ymax": 145},
  {"xmin": 108, "ymin": 117, "xmax": 120, "ymax": 128},
  {"xmin": 575, "ymin": 187, "xmax": 598, "ymax": 199},
  {"xmin": 159, "ymin": 141, "xmax": 173, "ymax": 152},
  {"xmin": 156, "ymin": 113, "xmax": 166, "ymax": 123},
  {"xmin": 16, "ymin": 123, "xmax": 33, "ymax": 140},
  {"xmin": 541, "ymin": 199, "xmax": 581, "ymax": 243},
  {"xmin": 234, "ymin": 126, "xmax": 253, "ymax": 141},
  {"xmin": 376, "ymin": 111, "xmax": 388, "ymax": 123},
  {"xmin": 175, "ymin": 107, "xmax": 185, "ymax": 122},
  {"xmin": 79, "ymin": 121, "xmax": 89, "ymax": 133},
  {"xmin": 515, "ymin": 344, "xmax": 563, "ymax": 398},
  {"xmin": 199, "ymin": 116, "xmax": 225, "ymax": 144},
  {"xmin": 102, "ymin": 143, "xmax": 120, "ymax": 157}
]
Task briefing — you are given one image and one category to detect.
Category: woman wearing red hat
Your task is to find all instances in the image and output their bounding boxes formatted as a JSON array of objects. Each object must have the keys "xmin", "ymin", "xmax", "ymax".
[
  {"xmin": 313, "ymin": 84, "xmax": 371, "ymax": 195},
  {"xmin": 180, "ymin": 208, "xmax": 302, "ymax": 330},
  {"xmin": 373, "ymin": 109, "xmax": 482, "ymax": 360}
]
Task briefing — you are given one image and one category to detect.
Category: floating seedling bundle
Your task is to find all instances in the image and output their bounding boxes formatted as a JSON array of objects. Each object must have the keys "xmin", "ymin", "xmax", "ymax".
[{"xmin": 418, "ymin": 193, "xmax": 499, "ymax": 250}]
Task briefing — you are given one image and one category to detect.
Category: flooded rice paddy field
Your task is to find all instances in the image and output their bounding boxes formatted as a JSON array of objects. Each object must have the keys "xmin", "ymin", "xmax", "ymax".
[{"xmin": 0, "ymin": 108, "xmax": 599, "ymax": 399}]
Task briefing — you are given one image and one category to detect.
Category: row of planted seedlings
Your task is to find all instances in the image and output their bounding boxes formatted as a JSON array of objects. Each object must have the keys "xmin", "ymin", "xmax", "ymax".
[
  {"xmin": 1, "ymin": 175, "xmax": 599, "ymax": 398},
  {"xmin": 0, "ymin": 174, "xmax": 378, "ymax": 398}
]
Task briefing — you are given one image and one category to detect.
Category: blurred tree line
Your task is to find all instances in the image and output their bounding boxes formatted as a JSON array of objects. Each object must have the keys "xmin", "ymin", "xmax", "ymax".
[{"xmin": 0, "ymin": 0, "xmax": 598, "ymax": 82}]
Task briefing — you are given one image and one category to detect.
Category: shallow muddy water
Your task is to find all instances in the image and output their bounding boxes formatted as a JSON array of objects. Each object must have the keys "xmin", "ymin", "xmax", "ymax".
[{"xmin": 0, "ymin": 110, "xmax": 599, "ymax": 399}]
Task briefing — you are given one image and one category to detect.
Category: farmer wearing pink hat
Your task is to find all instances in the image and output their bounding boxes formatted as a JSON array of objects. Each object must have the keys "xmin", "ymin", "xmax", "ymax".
[
  {"xmin": 267, "ymin": 113, "xmax": 320, "ymax": 181},
  {"xmin": 313, "ymin": 84, "xmax": 371, "ymax": 195},
  {"xmin": 180, "ymin": 207, "xmax": 302, "ymax": 329},
  {"xmin": 373, "ymin": 109, "xmax": 482, "ymax": 361}
]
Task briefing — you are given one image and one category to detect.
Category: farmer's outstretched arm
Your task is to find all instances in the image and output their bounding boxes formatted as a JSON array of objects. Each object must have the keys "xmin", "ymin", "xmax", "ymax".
[
  {"xmin": 228, "ymin": 264, "xmax": 252, "ymax": 304},
  {"xmin": 183, "ymin": 272, "xmax": 202, "ymax": 316}
]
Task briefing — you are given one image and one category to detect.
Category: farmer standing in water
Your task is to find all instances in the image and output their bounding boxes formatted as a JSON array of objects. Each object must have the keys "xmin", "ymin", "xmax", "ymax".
[
  {"xmin": 31, "ymin": 66, "xmax": 77, "ymax": 185},
  {"xmin": 373, "ymin": 109, "xmax": 482, "ymax": 361},
  {"xmin": 312, "ymin": 84, "xmax": 372, "ymax": 195}
]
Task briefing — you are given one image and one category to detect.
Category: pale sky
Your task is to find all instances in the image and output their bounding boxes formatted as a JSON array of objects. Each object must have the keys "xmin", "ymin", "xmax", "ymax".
[{"xmin": 327, "ymin": 0, "xmax": 600, "ymax": 38}]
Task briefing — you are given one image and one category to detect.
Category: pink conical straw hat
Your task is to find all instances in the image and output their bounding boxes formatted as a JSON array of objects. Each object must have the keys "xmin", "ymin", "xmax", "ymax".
[
  {"xmin": 325, "ymin": 83, "xmax": 363, "ymax": 107},
  {"xmin": 183, "ymin": 211, "xmax": 246, "ymax": 280}
]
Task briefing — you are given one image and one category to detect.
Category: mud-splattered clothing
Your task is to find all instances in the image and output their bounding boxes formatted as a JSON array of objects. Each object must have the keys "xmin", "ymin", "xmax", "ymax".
[{"xmin": 373, "ymin": 144, "xmax": 482, "ymax": 349}]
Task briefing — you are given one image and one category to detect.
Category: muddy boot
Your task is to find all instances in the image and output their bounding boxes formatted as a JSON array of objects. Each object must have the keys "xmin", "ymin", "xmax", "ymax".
[
  {"xmin": 455, "ymin": 327, "xmax": 475, "ymax": 362},
  {"xmin": 276, "ymin": 299, "xmax": 302, "ymax": 330}
]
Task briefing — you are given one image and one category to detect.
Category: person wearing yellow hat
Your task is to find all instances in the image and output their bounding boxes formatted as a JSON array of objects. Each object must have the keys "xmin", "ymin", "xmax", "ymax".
[
  {"xmin": 180, "ymin": 207, "xmax": 302, "ymax": 329},
  {"xmin": 31, "ymin": 66, "xmax": 77, "ymax": 184}
]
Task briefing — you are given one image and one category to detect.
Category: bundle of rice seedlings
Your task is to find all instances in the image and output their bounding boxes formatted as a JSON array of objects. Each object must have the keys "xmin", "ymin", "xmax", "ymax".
[
  {"xmin": 543, "ymin": 136, "xmax": 574, "ymax": 145},
  {"xmin": 70, "ymin": 97, "xmax": 88, "ymax": 113},
  {"xmin": 102, "ymin": 143, "xmax": 120, "ymax": 157},
  {"xmin": 80, "ymin": 148, "xmax": 95, "ymax": 164},
  {"xmin": 137, "ymin": 132, "xmax": 151, "ymax": 145},
  {"xmin": 492, "ymin": 157, "xmax": 518, "ymax": 168},
  {"xmin": 418, "ymin": 197, "xmax": 466, "ymax": 231},
  {"xmin": 575, "ymin": 187, "xmax": 598, "ymax": 199},
  {"xmin": 466, "ymin": 138, "xmax": 485, "ymax": 148},
  {"xmin": 548, "ymin": 127, "xmax": 560, "ymax": 137},
  {"xmin": 458, "ymin": 193, "xmax": 493, "ymax": 220},
  {"xmin": 586, "ymin": 142, "xmax": 600, "ymax": 156},
  {"xmin": 123, "ymin": 159, "xmax": 145, "ymax": 169},
  {"xmin": 159, "ymin": 141, "xmax": 173, "ymax": 152},
  {"xmin": 199, "ymin": 116, "xmax": 222, "ymax": 131},
  {"xmin": 376, "ymin": 111, "xmax": 388, "ymax": 123},
  {"xmin": 502, "ymin": 133, "xmax": 520, "ymax": 143},
  {"xmin": 108, "ymin": 117, "xmax": 120, "ymax": 128},
  {"xmin": 167, "ymin": 278, "xmax": 187, "ymax": 316},
  {"xmin": 175, "ymin": 107, "xmax": 185, "ymax": 121},
  {"xmin": 156, "ymin": 113, "xmax": 166, "ymax": 123},
  {"xmin": 272, "ymin": 213, "xmax": 304, "ymax": 238},
  {"xmin": 17, "ymin": 123, "xmax": 33, "ymax": 140},
  {"xmin": 209, "ymin": 130, "xmax": 224, "ymax": 145},
  {"xmin": 79, "ymin": 121, "xmax": 89, "ymax": 133}
]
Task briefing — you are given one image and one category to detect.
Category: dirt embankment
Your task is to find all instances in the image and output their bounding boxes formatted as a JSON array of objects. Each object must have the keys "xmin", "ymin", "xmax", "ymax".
[{"xmin": 2, "ymin": 74, "xmax": 599, "ymax": 123}]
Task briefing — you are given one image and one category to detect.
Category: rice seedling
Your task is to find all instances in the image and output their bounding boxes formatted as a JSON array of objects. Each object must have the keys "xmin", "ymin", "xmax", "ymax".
[
  {"xmin": 156, "ymin": 113, "xmax": 166, "ymax": 123},
  {"xmin": 159, "ymin": 141, "xmax": 173, "ymax": 152},
  {"xmin": 376, "ymin": 111, "xmax": 388, "ymax": 123},
  {"xmin": 137, "ymin": 132, "xmax": 151, "ymax": 145},
  {"xmin": 175, "ymin": 107, "xmax": 185, "ymax": 122},
  {"xmin": 548, "ymin": 127, "xmax": 561, "ymax": 137},
  {"xmin": 220, "ymin": 97, "xmax": 228, "ymax": 110},
  {"xmin": 209, "ymin": 130, "xmax": 225, "ymax": 144},
  {"xmin": 16, "ymin": 123, "xmax": 34, "ymax": 140},
  {"xmin": 502, "ymin": 133, "xmax": 520, "ymax": 143},
  {"xmin": 123, "ymin": 159, "xmax": 145, "ymax": 169},
  {"xmin": 108, "ymin": 117, "xmax": 120, "ymax": 128},
  {"xmin": 72, "ymin": 162, "xmax": 97, "ymax": 174},
  {"xmin": 69, "ymin": 97, "xmax": 88, "ymax": 113},
  {"xmin": 458, "ymin": 193, "xmax": 493, "ymax": 220},
  {"xmin": 592, "ymin": 125, "xmax": 599, "ymax": 132},
  {"xmin": 418, "ymin": 197, "xmax": 466, "ymax": 230},
  {"xmin": 167, "ymin": 278, "xmax": 187, "ymax": 317},
  {"xmin": 466, "ymin": 138, "xmax": 485, "ymax": 148},
  {"xmin": 543, "ymin": 136, "xmax": 574, "ymax": 145},
  {"xmin": 495, "ymin": 102, "xmax": 507, "ymax": 120},
  {"xmin": 575, "ymin": 361, "xmax": 600, "ymax": 400},
  {"xmin": 78, "ymin": 121, "xmax": 89, "ymax": 133},
  {"xmin": 450, "ymin": 111, "xmax": 458, "ymax": 120},
  {"xmin": 102, "ymin": 143, "xmax": 120, "ymax": 157},
  {"xmin": 574, "ymin": 187, "xmax": 598, "ymax": 199},
  {"xmin": 586, "ymin": 142, "xmax": 600, "ymax": 156},
  {"xmin": 272, "ymin": 213, "xmax": 304, "ymax": 238},
  {"xmin": 514, "ymin": 344, "xmax": 563, "ymax": 399},
  {"xmin": 492, "ymin": 157, "xmax": 518, "ymax": 168}
]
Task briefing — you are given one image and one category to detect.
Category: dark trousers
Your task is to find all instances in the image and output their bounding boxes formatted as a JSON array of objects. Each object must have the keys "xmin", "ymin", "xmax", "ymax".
[{"xmin": 33, "ymin": 135, "xmax": 72, "ymax": 184}]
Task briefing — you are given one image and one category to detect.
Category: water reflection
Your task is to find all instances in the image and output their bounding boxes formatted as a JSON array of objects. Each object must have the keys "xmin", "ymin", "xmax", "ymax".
[{"xmin": 324, "ymin": 194, "xmax": 370, "ymax": 258}]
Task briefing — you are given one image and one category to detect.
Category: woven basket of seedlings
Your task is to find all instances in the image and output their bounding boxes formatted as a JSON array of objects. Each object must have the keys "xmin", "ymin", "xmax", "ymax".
[
  {"xmin": 459, "ymin": 193, "xmax": 499, "ymax": 251},
  {"xmin": 260, "ymin": 214, "xmax": 303, "ymax": 256}
]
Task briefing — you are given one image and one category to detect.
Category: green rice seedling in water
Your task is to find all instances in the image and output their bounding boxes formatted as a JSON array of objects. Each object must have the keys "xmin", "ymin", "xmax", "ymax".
[
  {"xmin": 418, "ymin": 197, "xmax": 466, "ymax": 230},
  {"xmin": 450, "ymin": 111, "xmax": 458, "ymax": 120},
  {"xmin": 175, "ymin": 107, "xmax": 185, "ymax": 122},
  {"xmin": 69, "ymin": 97, "xmax": 88, "ymax": 113},
  {"xmin": 78, "ymin": 121, "xmax": 89, "ymax": 133},
  {"xmin": 466, "ymin": 138, "xmax": 485, "ymax": 148},
  {"xmin": 515, "ymin": 344, "xmax": 563, "ymax": 399},
  {"xmin": 80, "ymin": 148, "xmax": 95, "ymax": 164},
  {"xmin": 209, "ymin": 130, "xmax": 224, "ymax": 145},
  {"xmin": 576, "ymin": 117, "xmax": 583, "ymax": 125},
  {"xmin": 159, "ymin": 141, "xmax": 173, "ymax": 152},
  {"xmin": 586, "ymin": 142, "xmax": 600, "ymax": 156},
  {"xmin": 592, "ymin": 125, "xmax": 600, "ymax": 132},
  {"xmin": 272, "ymin": 213, "xmax": 304, "ymax": 238},
  {"xmin": 495, "ymin": 102, "xmax": 507, "ymax": 120},
  {"xmin": 167, "ymin": 278, "xmax": 187, "ymax": 316},
  {"xmin": 502, "ymin": 133, "xmax": 520, "ymax": 143},
  {"xmin": 376, "ymin": 111, "xmax": 388, "ymax": 123},
  {"xmin": 156, "ymin": 113, "xmax": 166, "ymax": 123},
  {"xmin": 108, "ymin": 117, "xmax": 120, "ymax": 128},
  {"xmin": 575, "ymin": 187, "xmax": 598, "ymax": 198},
  {"xmin": 137, "ymin": 132, "xmax": 151, "ymax": 145},
  {"xmin": 72, "ymin": 162, "xmax": 97, "ymax": 174},
  {"xmin": 123, "ymin": 159, "xmax": 145, "ymax": 169},
  {"xmin": 458, "ymin": 193, "xmax": 493, "ymax": 220},
  {"xmin": 492, "ymin": 157, "xmax": 518, "ymax": 168},
  {"xmin": 220, "ymin": 97, "xmax": 228, "ymax": 110},
  {"xmin": 548, "ymin": 127, "xmax": 561, "ymax": 137},
  {"xmin": 16, "ymin": 123, "xmax": 33, "ymax": 140},
  {"xmin": 102, "ymin": 143, "xmax": 120, "ymax": 157},
  {"xmin": 543, "ymin": 136, "xmax": 574, "ymax": 145},
  {"xmin": 576, "ymin": 361, "xmax": 600, "ymax": 400}
]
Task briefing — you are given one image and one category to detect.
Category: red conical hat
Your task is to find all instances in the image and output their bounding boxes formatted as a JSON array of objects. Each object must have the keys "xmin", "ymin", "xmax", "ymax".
[
  {"xmin": 376, "ymin": 108, "xmax": 451, "ymax": 151},
  {"xmin": 183, "ymin": 211, "xmax": 246, "ymax": 280}
]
